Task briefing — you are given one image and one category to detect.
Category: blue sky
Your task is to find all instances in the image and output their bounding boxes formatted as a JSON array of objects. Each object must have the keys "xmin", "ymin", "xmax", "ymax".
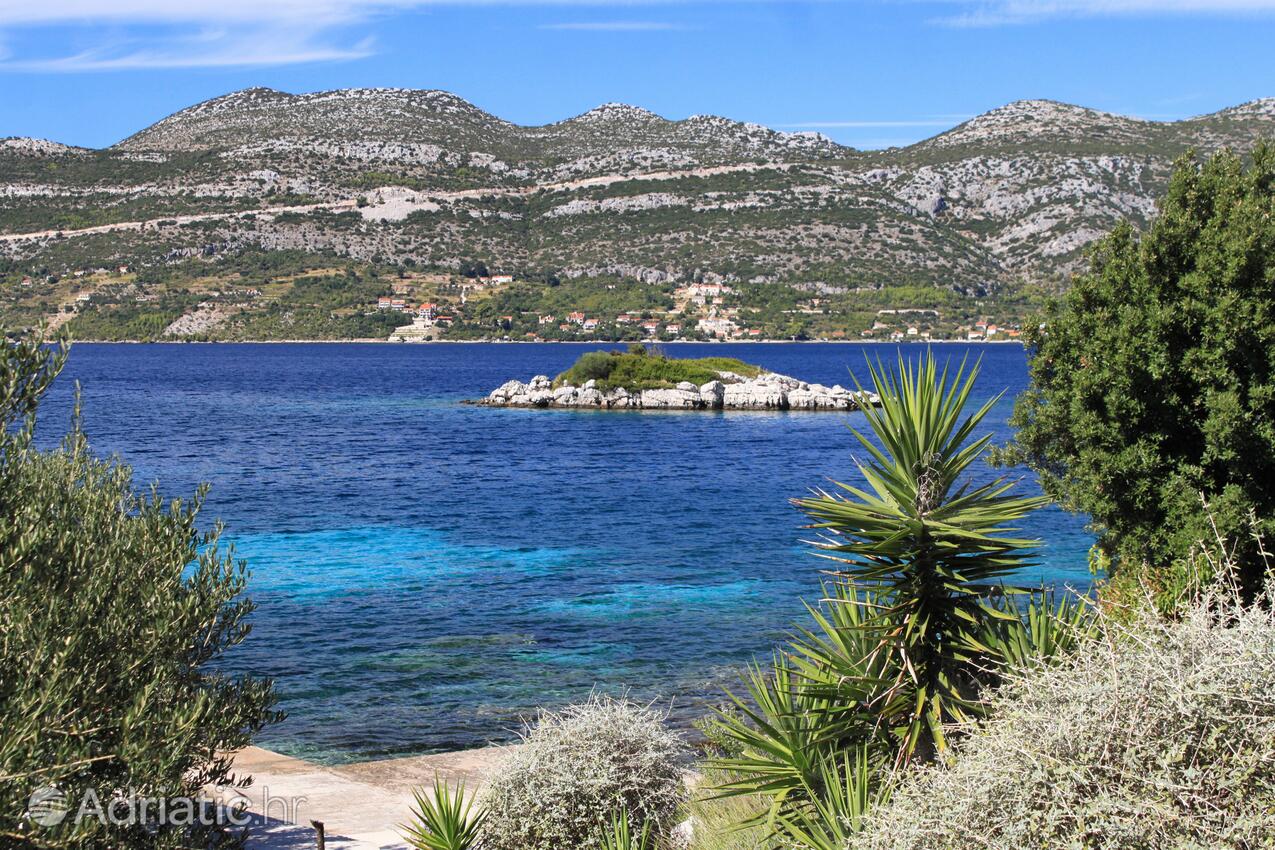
[{"xmin": 1, "ymin": 1, "xmax": 1273, "ymax": 150}]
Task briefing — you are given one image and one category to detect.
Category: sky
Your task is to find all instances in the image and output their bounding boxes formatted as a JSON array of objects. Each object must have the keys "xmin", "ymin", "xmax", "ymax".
[{"xmin": 0, "ymin": 1, "xmax": 1272, "ymax": 150}]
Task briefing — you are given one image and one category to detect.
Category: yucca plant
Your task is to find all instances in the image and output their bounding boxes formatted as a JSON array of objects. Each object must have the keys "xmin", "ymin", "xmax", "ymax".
[
  {"xmin": 400, "ymin": 776, "xmax": 486, "ymax": 850},
  {"xmin": 774, "ymin": 746, "xmax": 891, "ymax": 850},
  {"xmin": 707, "ymin": 584, "xmax": 895, "ymax": 829},
  {"xmin": 598, "ymin": 809, "xmax": 653, "ymax": 850},
  {"xmin": 793, "ymin": 352, "xmax": 1048, "ymax": 761},
  {"xmin": 980, "ymin": 589, "xmax": 1097, "ymax": 672}
]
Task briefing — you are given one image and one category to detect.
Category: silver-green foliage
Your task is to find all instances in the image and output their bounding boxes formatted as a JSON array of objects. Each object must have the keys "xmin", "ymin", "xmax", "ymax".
[
  {"xmin": 853, "ymin": 582, "xmax": 1275, "ymax": 849},
  {"xmin": 482, "ymin": 696, "xmax": 686, "ymax": 850}
]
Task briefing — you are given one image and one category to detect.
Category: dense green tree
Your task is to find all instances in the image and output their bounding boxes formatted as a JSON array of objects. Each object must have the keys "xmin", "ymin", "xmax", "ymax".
[
  {"xmin": 0, "ymin": 338, "xmax": 280, "ymax": 848},
  {"xmin": 1003, "ymin": 145, "xmax": 1275, "ymax": 608}
]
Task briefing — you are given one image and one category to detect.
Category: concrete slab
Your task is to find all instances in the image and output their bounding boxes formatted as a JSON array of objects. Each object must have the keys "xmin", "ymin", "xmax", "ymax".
[{"xmin": 213, "ymin": 744, "xmax": 517, "ymax": 850}]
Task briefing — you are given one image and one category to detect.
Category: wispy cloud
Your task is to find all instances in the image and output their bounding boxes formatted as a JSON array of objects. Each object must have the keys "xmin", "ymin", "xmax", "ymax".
[
  {"xmin": 7, "ymin": 0, "xmax": 1275, "ymax": 70},
  {"xmin": 930, "ymin": 0, "xmax": 1275, "ymax": 27},
  {"xmin": 0, "ymin": 0, "xmax": 705, "ymax": 70},
  {"xmin": 539, "ymin": 21, "xmax": 688, "ymax": 31},
  {"xmin": 0, "ymin": 1, "xmax": 408, "ymax": 70},
  {"xmin": 4, "ymin": 29, "xmax": 376, "ymax": 71}
]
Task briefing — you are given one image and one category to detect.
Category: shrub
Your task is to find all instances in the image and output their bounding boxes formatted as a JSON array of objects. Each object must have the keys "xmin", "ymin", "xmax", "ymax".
[
  {"xmin": 554, "ymin": 351, "xmax": 763, "ymax": 390},
  {"xmin": 560, "ymin": 350, "xmax": 618, "ymax": 384},
  {"xmin": 0, "ymin": 338, "xmax": 281, "ymax": 849},
  {"xmin": 853, "ymin": 581, "xmax": 1275, "ymax": 850},
  {"xmin": 1003, "ymin": 146, "xmax": 1275, "ymax": 608},
  {"xmin": 482, "ymin": 696, "xmax": 686, "ymax": 850}
]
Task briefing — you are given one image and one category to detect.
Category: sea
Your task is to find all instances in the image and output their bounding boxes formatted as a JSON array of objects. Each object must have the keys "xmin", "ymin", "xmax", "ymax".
[{"xmin": 37, "ymin": 342, "xmax": 1095, "ymax": 764}]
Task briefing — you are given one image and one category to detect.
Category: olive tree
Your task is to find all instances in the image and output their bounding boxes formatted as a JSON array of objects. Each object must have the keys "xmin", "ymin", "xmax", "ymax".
[{"xmin": 0, "ymin": 338, "xmax": 280, "ymax": 848}]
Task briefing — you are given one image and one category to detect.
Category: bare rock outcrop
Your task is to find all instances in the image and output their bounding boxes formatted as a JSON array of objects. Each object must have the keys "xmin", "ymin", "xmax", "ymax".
[{"xmin": 475, "ymin": 371, "xmax": 879, "ymax": 412}]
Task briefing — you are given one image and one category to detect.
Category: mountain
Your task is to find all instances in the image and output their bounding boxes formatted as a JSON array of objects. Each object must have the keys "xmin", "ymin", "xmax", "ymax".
[{"xmin": 1, "ymin": 88, "xmax": 1272, "ymax": 340}]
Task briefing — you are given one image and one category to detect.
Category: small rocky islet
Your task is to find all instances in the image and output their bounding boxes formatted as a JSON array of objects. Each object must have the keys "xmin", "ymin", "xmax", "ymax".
[{"xmin": 475, "ymin": 368, "xmax": 881, "ymax": 411}]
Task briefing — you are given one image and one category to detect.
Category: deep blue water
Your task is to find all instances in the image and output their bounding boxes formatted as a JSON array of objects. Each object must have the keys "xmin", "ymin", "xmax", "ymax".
[{"xmin": 38, "ymin": 342, "xmax": 1095, "ymax": 763}]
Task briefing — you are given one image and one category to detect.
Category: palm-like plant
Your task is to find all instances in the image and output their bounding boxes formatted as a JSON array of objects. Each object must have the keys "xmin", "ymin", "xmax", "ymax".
[
  {"xmin": 793, "ymin": 352, "xmax": 1048, "ymax": 760},
  {"xmin": 400, "ymin": 776, "xmax": 487, "ymax": 850},
  {"xmin": 707, "ymin": 584, "xmax": 894, "ymax": 830},
  {"xmin": 773, "ymin": 746, "xmax": 891, "ymax": 850},
  {"xmin": 598, "ymin": 809, "xmax": 654, "ymax": 850},
  {"xmin": 981, "ymin": 589, "xmax": 1097, "ymax": 672}
]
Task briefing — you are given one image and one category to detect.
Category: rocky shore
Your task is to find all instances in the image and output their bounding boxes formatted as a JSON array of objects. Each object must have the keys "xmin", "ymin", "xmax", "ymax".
[{"xmin": 474, "ymin": 371, "xmax": 881, "ymax": 411}]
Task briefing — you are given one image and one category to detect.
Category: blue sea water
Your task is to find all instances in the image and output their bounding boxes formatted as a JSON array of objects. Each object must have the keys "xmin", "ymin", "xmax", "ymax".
[{"xmin": 37, "ymin": 342, "xmax": 1095, "ymax": 763}]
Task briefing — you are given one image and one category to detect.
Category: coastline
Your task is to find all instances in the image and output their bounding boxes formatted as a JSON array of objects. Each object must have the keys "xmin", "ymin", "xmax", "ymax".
[{"xmin": 63, "ymin": 337, "xmax": 1028, "ymax": 345}]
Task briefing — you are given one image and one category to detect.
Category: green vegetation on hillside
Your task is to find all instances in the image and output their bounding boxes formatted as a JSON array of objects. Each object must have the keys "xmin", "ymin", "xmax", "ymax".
[{"xmin": 555, "ymin": 347, "xmax": 763, "ymax": 390}]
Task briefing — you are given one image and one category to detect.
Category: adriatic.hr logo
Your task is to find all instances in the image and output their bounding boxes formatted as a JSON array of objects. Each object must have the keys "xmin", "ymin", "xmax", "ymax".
[{"xmin": 26, "ymin": 786, "xmax": 70, "ymax": 827}]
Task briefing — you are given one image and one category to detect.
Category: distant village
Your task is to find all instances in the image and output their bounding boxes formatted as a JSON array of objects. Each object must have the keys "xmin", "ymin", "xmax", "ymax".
[{"xmin": 375, "ymin": 274, "xmax": 1022, "ymax": 343}]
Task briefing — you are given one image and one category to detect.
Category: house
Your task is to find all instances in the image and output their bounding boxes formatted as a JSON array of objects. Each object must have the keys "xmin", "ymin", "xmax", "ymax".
[
  {"xmin": 582, "ymin": 318, "xmax": 599, "ymax": 331},
  {"xmin": 907, "ymin": 326, "xmax": 919, "ymax": 336},
  {"xmin": 747, "ymin": 328, "xmax": 762, "ymax": 337},
  {"xmin": 678, "ymin": 283, "xmax": 732, "ymax": 307},
  {"xmin": 665, "ymin": 323, "xmax": 682, "ymax": 335},
  {"xmin": 642, "ymin": 320, "xmax": 660, "ymax": 336},
  {"xmin": 75, "ymin": 293, "xmax": 92, "ymax": 303},
  {"xmin": 697, "ymin": 317, "xmax": 737, "ymax": 338},
  {"xmin": 418, "ymin": 303, "xmax": 437, "ymax": 320},
  {"xmin": 434, "ymin": 316, "xmax": 453, "ymax": 326},
  {"xmin": 20, "ymin": 277, "xmax": 32, "ymax": 287},
  {"xmin": 391, "ymin": 298, "xmax": 408, "ymax": 312},
  {"xmin": 538, "ymin": 315, "xmax": 556, "ymax": 325},
  {"xmin": 117, "ymin": 265, "xmax": 129, "ymax": 274},
  {"xmin": 559, "ymin": 323, "xmax": 571, "ymax": 331},
  {"xmin": 567, "ymin": 311, "xmax": 586, "ymax": 325},
  {"xmin": 615, "ymin": 315, "xmax": 635, "ymax": 325},
  {"xmin": 489, "ymin": 275, "xmax": 514, "ymax": 285}
]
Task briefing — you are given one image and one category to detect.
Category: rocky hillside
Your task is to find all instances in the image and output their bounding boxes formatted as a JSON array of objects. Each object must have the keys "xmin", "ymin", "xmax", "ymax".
[{"xmin": 2, "ymin": 89, "xmax": 1273, "ymax": 328}]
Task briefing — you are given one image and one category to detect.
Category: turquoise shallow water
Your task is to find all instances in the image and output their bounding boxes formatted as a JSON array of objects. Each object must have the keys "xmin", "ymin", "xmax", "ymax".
[{"xmin": 39, "ymin": 342, "xmax": 1096, "ymax": 763}]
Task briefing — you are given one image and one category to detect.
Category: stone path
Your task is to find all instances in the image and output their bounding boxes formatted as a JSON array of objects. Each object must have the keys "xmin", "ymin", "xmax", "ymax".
[{"xmin": 212, "ymin": 745, "xmax": 516, "ymax": 849}]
